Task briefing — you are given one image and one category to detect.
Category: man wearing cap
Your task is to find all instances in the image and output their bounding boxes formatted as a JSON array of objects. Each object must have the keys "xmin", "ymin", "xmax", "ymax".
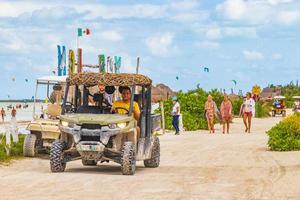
[{"xmin": 171, "ymin": 96, "xmax": 180, "ymax": 135}]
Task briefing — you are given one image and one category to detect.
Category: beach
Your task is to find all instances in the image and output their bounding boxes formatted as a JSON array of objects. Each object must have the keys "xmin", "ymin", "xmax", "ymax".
[{"xmin": 1, "ymin": 113, "xmax": 299, "ymax": 200}]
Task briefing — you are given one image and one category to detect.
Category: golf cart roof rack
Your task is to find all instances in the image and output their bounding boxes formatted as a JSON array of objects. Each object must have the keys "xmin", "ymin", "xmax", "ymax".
[
  {"xmin": 67, "ymin": 72, "xmax": 152, "ymax": 87},
  {"xmin": 37, "ymin": 75, "xmax": 67, "ymax": 85}
]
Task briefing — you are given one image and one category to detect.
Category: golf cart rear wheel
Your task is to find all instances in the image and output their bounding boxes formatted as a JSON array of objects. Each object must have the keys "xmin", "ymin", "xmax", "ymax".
[
  {"xmin": 121, "ymin": 142, "xmax": 136, "ymax": 175},
  {"xmin": 23, "ymin": 134, "xmax": 37, "ymax": 157},
  {"xmin": 82, "ymin": 159, "xmax": 97, "ymax": 166},
  {"xmin": 282, "ymin": 110, "xmax": 286, "ymax": 117},
  {"xmin": 50, "ymin": 140, "xmax": 66, "ymax": 173},
  {"xmin": 144, "ymin": 137, "xmax": 160, "ymax": 168}
]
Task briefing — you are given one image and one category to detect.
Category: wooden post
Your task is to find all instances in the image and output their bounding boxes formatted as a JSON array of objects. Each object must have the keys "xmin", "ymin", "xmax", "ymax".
[
  {"xmin": 5, "ymin": 129, "xmax": 11, "ymax": 156},
  {"xmin": 77, "ymin": 48, "xmax": 82, "ymax": 73},
  {"xmin": 160, "ymin": 101, "xmax": 165, "ymax": 134}
]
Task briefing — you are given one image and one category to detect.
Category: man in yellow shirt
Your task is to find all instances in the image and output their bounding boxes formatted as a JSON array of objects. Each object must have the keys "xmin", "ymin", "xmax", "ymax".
[{"xmin": 112, "ymin": 86, "xmax": 140, "ymax": 122}]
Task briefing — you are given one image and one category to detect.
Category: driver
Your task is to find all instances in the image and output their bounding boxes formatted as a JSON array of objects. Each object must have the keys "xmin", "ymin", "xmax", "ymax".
[{"xmin": 112, "ymin": 86, "xmax": 140, "ymax": 122}]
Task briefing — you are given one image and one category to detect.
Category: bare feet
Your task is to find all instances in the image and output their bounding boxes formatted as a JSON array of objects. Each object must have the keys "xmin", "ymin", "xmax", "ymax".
[{"xmin": 245, "ymin": 128, "xmax": 248, "ymax": 133}]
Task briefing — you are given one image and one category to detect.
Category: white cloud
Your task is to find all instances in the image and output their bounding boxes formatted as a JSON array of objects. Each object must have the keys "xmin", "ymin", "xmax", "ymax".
[
  {"xmin": 145, "ymin": 33, "xmax": 176, "ymax": 57},
  {"xmin": 216, "ymin": 0, "xmax": 300, "ymax": 25},
  {"xmin": 267, "ymin": 0, "xmax": 294, "ymax": 6},
  {"xmin": 243, "ymin": 50, "xmax": 264, "ymax": 61},
  {"xmin": 216, "ymin": 0, "xmax": 247, "ymax": 20},
  {"xmin": 196, "ymin": 41, "xmax": 220, "ymax": 49},
  {"xmin": 170, "ymin": 0, "xmax": 199, "ymax": 11},
  {"xmin": 205, "ymin": 28, "xmax": 222, "ymax": 40},
  {"xmin": 271, "ymin": 53, "xmax": 282, "ymax": 60},
  {"xmin": 278, "ymin": 10, "xmax": 300, "ymax": 25},
  {"xmin": 223, "ymin": 27, "xmax": 257, "ymax": 38},
  {"xmin": 99, "ymin": 31, "xmax": 123, "ymax": 42},
  {"xmin": 200, "ymin": 26, "xmax": 257, "ymax": 40}
]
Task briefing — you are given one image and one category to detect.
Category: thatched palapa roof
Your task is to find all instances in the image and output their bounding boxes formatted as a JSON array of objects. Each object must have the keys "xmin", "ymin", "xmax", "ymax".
[{"xmin": 68, "ymin": 72, "xmax": 152, "ymax": 86}]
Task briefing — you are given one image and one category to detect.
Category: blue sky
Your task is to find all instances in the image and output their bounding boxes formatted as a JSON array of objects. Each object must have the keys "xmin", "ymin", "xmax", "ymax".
[{"xmin": 1, "ymin": 0, "xmax": 300, "ymax": 99}]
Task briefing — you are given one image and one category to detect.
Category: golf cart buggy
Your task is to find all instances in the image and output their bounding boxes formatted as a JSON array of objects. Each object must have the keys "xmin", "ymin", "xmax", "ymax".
[
  {"xmin": 23, "ymin": 75, "xmax": 67, "ymax": 157},
  {"xmin": 292, "ymin": 96, "xmax": 300, "ymax": 112},
  {"xmin": 50, "ymin": 72, "xmax": 161, "ymax": 175},
  {"xmin": 272, "ymin": 96, "xmax": 286, "ymax": 117}
]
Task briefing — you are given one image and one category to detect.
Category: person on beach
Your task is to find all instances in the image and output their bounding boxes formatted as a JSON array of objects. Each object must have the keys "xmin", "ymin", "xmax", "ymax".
[
  {"xmin": 11, "ymin": 107, "xmax": 17, "ymax": 119},
  {"xmin": 220, "ymin": 95, "xmax": 233, "ymax": 134},
  {"xmin": 171, "ymin": 96, "xmax": 180, "ymax": 135},
  {"xmin": 241, "ymin": 92, "xmax": 255, "ymax": 133},
  {"xmin": 1, "ymin": 108, "xmax": 6, "ymax": 122},
  {"xmin": 205, "ymin": 95, "xmax": 217, "ymax": 133}
]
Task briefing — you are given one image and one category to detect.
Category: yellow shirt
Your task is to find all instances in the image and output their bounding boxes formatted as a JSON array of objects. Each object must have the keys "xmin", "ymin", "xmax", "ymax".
[{"xmin": 112, "ymin": 100, "xmax": 140, "ymax": 116}]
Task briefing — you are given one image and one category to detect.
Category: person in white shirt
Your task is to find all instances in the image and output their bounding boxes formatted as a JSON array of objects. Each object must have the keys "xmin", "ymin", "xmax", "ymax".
[
  {"xmin": 242, "ymin": 92, "xmax": 255, "ymax": 133},
  {"xmin": 171, "ymin": 96, "xmax": 180, "ymax": 135}
]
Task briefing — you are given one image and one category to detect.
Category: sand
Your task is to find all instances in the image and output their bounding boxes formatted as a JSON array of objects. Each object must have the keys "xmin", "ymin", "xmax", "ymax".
[{"xmin": 0, "ymin": 113, "xmax": 300, "ymax": 200}]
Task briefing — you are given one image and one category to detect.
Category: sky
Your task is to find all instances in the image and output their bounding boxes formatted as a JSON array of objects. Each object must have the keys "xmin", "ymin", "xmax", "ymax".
[{"xmin": 1, "ymin": 0, "xmax": 300, "ymax": 99}]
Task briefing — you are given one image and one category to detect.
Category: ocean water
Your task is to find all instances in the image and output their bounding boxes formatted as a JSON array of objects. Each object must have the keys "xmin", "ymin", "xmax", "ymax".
[{"xmin": 0, "ymin": 102, "xmax": 46, "ymax": 122}]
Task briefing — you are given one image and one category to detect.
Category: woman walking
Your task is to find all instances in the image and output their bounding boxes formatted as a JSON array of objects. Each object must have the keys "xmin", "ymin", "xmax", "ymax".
[
  {"xmin": 205, "ymin": 95, "xmax": 217, "ymax": 133},
  {"xmin": 171, "ymin": 97, "xmax": 180, "ymax": 135},
  {"xmin": 241, "ymin": 92, "xmax": 255, "ymax": 133},
  {"xmin": 220, "ymin": 95, "xmax": 233, "ymax": 134}
]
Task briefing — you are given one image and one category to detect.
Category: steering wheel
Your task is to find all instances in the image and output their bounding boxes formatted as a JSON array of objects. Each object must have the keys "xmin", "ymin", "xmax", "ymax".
[
  {"xmin": 114, "ymin": 107, "xmax": 129, "ymax": 114},
  {"xmin": 64, "ymin": 101, "xmax": 76, "ymax": 113}
]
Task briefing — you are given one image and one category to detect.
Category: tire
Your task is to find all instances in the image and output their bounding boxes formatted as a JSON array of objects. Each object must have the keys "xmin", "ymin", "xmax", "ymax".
[
  {"xmin": 50, "ymin": 140, "xmax": 66, "ymax": 173},
  {"xmin": 120, "ymin": 142, "xmax": 136, "ymax": 175},
  {"xmin": 82, "ymin": 159, "xmax": 97, "ymax": 166},
  {"xmin": 272, "ymin": 111, "xmax": 276, "ymax": 117},
  {"xmin": 23, "ymin": 134, "xmax": 37, "ymax": 157},
  {"xmin": 144, "ymin": 137, "xmax": 160, "ymax": 168},
  {"xmin": 282, "ymin": 111, "xmax": 286, "ymax": 117}
]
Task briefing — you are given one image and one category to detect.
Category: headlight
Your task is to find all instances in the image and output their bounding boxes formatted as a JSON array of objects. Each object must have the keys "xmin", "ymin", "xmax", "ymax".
[
  {"xmin": 117, "ymin": 122, "xmax": 127, "ymax": 129},
  {"xmin": 108, "ymin": 123, "xmax": 117, "ymax": 129},
  {"xmin": 61, "ymin": 121, "xmax": 69, "ymax": 127}
]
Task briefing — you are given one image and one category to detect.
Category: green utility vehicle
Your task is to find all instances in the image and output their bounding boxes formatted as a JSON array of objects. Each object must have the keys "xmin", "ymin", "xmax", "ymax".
[{"xmin": 50, "ymin": 72, "xmax": 161, "ymax": 175}]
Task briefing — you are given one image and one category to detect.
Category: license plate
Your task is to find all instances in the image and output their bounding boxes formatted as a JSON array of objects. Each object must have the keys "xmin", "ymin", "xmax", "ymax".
[{"xmin": 78, "ymin": 144, "xmax": 104, "ymax": 152}]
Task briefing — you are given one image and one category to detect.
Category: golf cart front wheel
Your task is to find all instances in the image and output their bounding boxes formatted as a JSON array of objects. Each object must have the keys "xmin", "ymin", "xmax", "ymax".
[
  {"xmin": 23, "ymin": 134, "xmax": 37, "ymax": 157},
  {"xmin": 120, "ymin": 142, "xmax": 136, "ymax": 175},
  {"xmin": 50, "ymin": 140, "xmax": 66, "ymax": 173}
]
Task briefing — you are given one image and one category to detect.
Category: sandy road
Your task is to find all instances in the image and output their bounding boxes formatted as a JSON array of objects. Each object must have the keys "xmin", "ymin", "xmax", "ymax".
[{"xmin": 1, "ymin": 115, "xmax": 300, "ymax": 200}]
